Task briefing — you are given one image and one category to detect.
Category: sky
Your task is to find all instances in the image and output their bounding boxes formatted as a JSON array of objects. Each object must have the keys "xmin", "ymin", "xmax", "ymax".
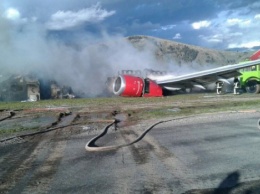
[
  {"xmin": 0, "ymin": 0, "xmax": 260, "ymax": 97},
  {"xmin": 1, "ymin": 0, "xmax": 260, "ymax": 49}
]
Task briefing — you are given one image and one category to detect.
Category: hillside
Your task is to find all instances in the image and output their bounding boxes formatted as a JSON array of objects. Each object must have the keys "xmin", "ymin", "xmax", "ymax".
[{"xmin": 126, "ymin": 35, "xmax": 252, "ymax": 67}]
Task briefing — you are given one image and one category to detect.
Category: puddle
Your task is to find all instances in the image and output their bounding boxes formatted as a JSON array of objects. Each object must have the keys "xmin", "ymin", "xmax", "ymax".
[
  {"xmin": 0, "ymin": 116, "xmax": 57, "ymax": 132},
  {"xmin": 167, "ymin": 108, "xmax": 181, "ymax": 112},
  {"xmin": 79, "ymin": 111, "xmax": 130, "ymax": 128},
  {"xmin": 115, "ymin": 113, "xmax": 128, "ymax": 127}
]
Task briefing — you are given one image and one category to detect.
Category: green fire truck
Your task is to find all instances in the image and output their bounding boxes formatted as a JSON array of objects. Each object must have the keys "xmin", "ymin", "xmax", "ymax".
[{"xmin": 239, "ymin": 50, "xmax": 260, "ymax": 94}]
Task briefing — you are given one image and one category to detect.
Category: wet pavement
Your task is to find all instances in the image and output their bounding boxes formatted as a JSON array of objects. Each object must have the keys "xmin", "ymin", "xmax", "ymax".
[{"xmin": 1, "ymin": 111, "xmax": 260, "ymax": 194}]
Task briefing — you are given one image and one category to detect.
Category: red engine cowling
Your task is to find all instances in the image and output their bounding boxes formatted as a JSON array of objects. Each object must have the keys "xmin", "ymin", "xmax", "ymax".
[
  {"xmin": 113, "ymin": 75, "xmax": 163, "ymax": 97},
  {"xmin": 113, "ymin": 75, "xmax": 144, "ymax": 97},
  {"xmin": 143, "ymin": 79, "xmax": 163, "ymax": 97}
]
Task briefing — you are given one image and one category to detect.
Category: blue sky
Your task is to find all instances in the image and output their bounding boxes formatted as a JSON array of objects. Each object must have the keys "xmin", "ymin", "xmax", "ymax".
[{"xmin": 1, "ymin": 0, "xmax": 260, "ymax": 50}]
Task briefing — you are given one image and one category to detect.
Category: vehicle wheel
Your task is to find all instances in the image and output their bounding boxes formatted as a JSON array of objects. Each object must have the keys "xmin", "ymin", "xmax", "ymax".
[
  {"xmin": 258, "ymin": 119, "xmax": 260, "ymax": 130},
  {"xmin": 245, "ymin": 80, "xmax": 260, "ymax": 94},
  {"xmin": 216, "ymin": 88, "xmax": 222, "ymax": 95},
  {"xmin": 185, "ymin": 88, "xmax": 192, "ymax": 93}
]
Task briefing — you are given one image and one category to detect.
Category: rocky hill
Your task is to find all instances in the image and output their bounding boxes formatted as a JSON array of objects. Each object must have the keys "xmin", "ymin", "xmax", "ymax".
[{"xmin": 126, "ymin": 35, "xmax": 252, "ymax": 67}]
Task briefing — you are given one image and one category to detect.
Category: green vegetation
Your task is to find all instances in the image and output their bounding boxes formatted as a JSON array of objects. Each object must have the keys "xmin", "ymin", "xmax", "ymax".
[
  {"xmin": 1, "ymin": 93, "xmax": 260, "ymax": 138},
  {"xmin": 0, "ymin": 94, "xmax": 198, "ymax": 110},
  {"xmin": 0, "ymin": 93, "xmax": 259, "ymax": 113},
  {"xmin": 0, "ymin": 126, "xmax": 38, "ymax": 135},
  {"xmin": 132, "ymin": 98, "xmax": 260, "ymax": 120}
]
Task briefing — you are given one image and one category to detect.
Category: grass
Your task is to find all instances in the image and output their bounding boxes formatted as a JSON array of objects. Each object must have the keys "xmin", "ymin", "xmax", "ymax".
[
  {"xmin": 133, "ymin": 101, "xmax": 260, "ymax": 121},
  {"xmin": 0, "ymin": 125, "xmax": 39, "ymax": 136},
  {"xmin": 0, "ymin": 93, "xmax": 259, "ymax": 112},
  {"xmin": 0, "ymin": 93, "xmax": 260, "ymax": 124},
  {"xmin": 0, "ymin": 93, "xmax": 260, "ymax": 138}
]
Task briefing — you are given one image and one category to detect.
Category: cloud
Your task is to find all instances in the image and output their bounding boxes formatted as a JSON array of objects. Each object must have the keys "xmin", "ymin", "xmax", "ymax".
[
  {"xmin": 46, "ymin": 3, "xmax": 116, "ymax": 30},
  {"xmin": 228, "ymin": 41, "xmax": 260, "ymax": 49},
  {"xmin": 4, "ymin": 8, "xmax": 20, "ymax": 20},
  {"xmin": 173, "ymin": 33, "xmax": 181, "ymax": 39},
  {"xmin": 255, "ymin": 14, "xmax": 260, "ymax": 19},
  {"xmin": 191, "ymin": 5, "xmax": 260, "ymax": 49},
  {"xmin": 130, "ymin": 20, "xmax": 159, "ymax": 31},
  {"xmin": 0, "ymin": 11, "xmax": 163, "ymax": 97},
  {"xmin": 1, "ymin": 0, "xmax": 260, "ymax": 51},
  {"xmin": 191, "ymin": 20, "xmax": 211, "ymax": 30},
  {"xmin": 226, "ymin": 18, "xmax": 251, "ymax": 27},
  {"xmin": 161, "ymin": 24, "xmax": 176, "ymax": 31},
  {"xmin": 199, "ymin": 34, "xmax": 223, "ymax": 43},
  {"xmin": 3, "ymin": 7, "xmax": 30, "ymax": 24},
  {"xmin": 152, "ymin": 24, "xmax": 176, "ymax": 33}
]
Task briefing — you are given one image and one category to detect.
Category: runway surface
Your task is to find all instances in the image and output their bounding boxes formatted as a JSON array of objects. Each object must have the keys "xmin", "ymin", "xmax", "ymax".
[{"xmin": 1, "ymin": 111, "xmax": 260, "ymax": 194}]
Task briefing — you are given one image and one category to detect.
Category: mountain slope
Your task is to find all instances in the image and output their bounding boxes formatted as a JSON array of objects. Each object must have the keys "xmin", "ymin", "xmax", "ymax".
[{"xmin": 127, "ymin": 35, "xmax": 252, "ymax": 67}]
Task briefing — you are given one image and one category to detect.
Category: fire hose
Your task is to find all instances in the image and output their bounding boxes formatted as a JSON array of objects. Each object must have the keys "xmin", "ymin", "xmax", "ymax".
[
  {"xmin": 85, "ymin": 116, "xmax": 194, "ymax": 152},
  {"xmin": 0, "ymin": 111, "xmax": 15, "ymax": 122}
]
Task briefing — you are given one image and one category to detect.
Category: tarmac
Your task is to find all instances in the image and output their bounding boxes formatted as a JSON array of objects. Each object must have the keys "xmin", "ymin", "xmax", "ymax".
[{"xmin": 1, "ymin": 110, "xmax": 260, "ymax": 194}]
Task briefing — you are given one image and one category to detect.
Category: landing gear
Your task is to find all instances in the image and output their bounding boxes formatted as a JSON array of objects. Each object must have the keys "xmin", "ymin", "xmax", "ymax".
[
  {"xmin": 180, "ymin": 87, "xmax": 192, "ymax": 94},
  {"xmin": 233, "ymin": 82, "xmax": 240, "ymax": 95},
  {"xmin": 185, "ymin": 88, "xmax": 192, "ymax": 93},
  {"xmin": 233, "ymin": 77, "xmax": 240, "ymax": 95},
  {"xmin": 216, "ymin": 81, "xmax": 224, "ymax": 94}
]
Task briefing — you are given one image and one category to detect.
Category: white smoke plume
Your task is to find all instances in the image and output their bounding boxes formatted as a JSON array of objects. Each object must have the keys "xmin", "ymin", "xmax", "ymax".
[
  {"xmin": 1, "ymin": 3, "xmax": 215, "ymax": 98},
  {"xmin": 0, "ymin": 6, "xmax": 162, "ymax": 97}
]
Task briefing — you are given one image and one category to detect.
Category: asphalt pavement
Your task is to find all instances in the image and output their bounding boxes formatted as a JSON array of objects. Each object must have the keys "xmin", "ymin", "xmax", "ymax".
[
  {"xmin": 1, "ymin": 111, "xmax": 260, "ymax": 194},
  {"xmin": 50, "ymin": 112, "xmax": 260, "ymax": 194}
]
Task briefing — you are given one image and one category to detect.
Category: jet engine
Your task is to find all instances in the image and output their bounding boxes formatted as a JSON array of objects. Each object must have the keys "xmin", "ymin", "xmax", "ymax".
[{"xmin": 113, "ymin": 75, "xmax": 163, "ymax": 97}]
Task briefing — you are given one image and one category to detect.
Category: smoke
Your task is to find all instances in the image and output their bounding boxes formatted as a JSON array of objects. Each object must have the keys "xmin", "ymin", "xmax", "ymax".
[
  {"xmin": 0, "ymin": 3, "xmax": 219, "ymax": 98},
  {"xmin": 0, "ymin": 7, "xmax": 162, "ymax": 97}
]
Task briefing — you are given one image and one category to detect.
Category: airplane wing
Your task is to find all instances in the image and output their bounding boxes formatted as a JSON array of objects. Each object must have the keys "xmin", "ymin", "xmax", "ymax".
[{"xmin": 156, "ymin": 59, "xmax": 260, "ymax": 89}]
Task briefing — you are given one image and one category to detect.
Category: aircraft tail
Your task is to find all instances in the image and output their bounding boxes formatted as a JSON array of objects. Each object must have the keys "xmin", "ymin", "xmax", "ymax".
[{"xmin": 250, "ymin": 50, "xmax": 260, "ymax": 60}]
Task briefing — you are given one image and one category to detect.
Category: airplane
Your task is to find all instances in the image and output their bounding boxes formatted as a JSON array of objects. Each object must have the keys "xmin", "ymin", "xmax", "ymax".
[{"xmin": 111, "ymin": 53, "xmax": 260, "ymax": 97}]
